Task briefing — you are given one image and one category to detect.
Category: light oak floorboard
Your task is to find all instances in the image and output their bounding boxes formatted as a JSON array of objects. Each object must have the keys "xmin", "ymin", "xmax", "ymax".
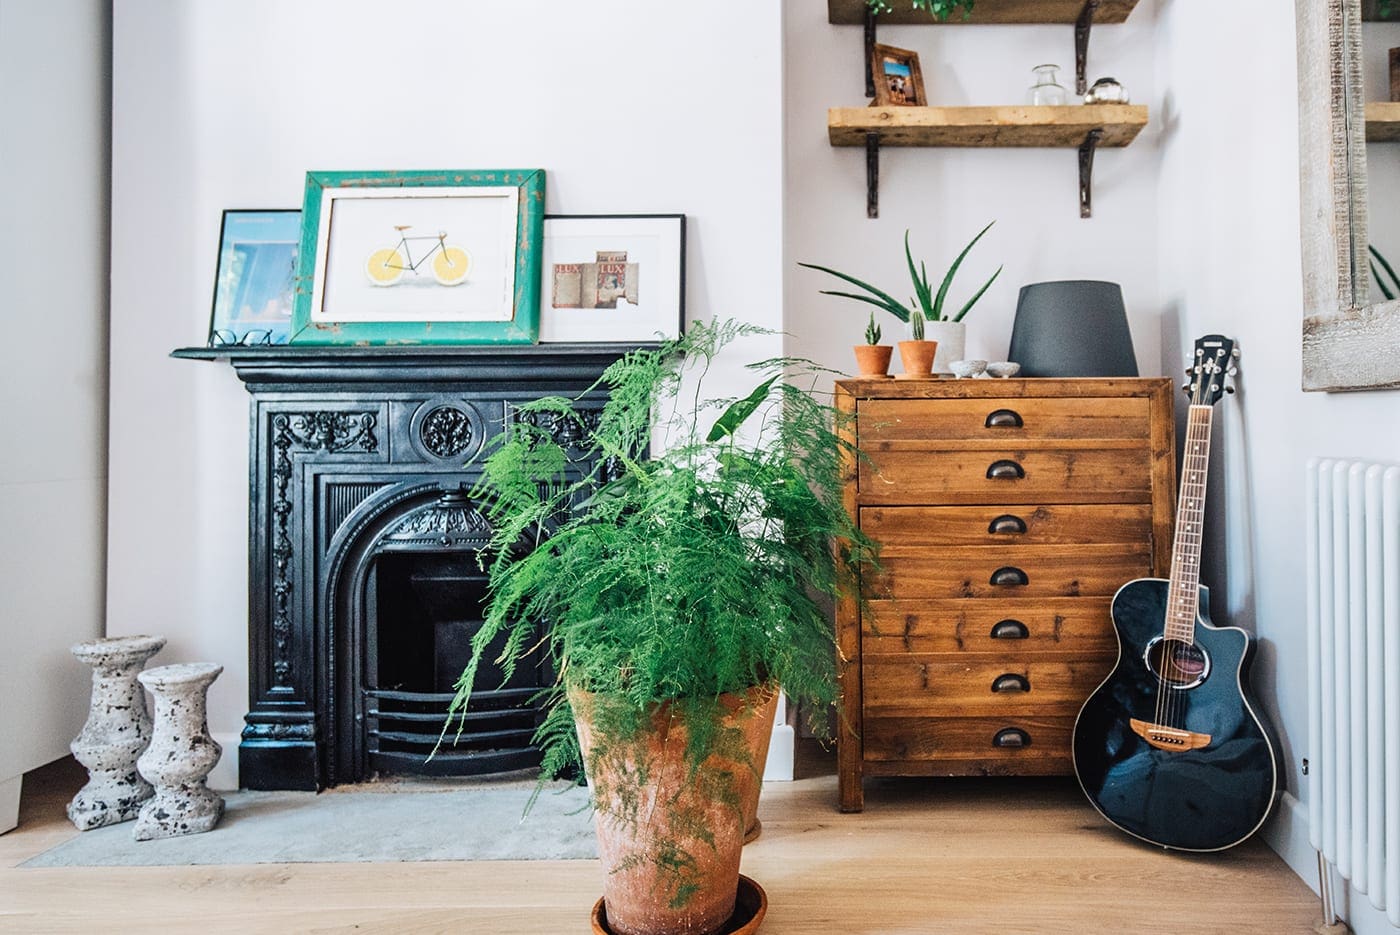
[{"xmin": 0, "ymin": 755, "xmax": 1320, "ymax": 934}]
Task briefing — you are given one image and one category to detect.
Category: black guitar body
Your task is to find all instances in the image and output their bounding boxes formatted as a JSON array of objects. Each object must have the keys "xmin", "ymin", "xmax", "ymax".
[{"xmin": 1072, "ymin": 578, "xmax": 1279, "ymax": 851}]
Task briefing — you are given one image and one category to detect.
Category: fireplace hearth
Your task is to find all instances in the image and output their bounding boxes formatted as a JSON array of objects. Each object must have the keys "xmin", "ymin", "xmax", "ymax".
[{"xmin": 174, "ymin": 345, "xmax": 638, "ymax": 790}]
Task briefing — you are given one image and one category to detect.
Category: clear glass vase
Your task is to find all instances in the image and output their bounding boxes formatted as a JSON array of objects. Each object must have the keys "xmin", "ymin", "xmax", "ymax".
[{"xmin": 1028, "ymin": 64, "xmax": 1068, "ymax": 106}]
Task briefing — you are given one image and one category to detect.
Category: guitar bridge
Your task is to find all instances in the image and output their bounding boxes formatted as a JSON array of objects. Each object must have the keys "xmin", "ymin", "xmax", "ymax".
[{"xmin": 1129, "ymin": 718, "xmax": 1212, "ymax": 752}]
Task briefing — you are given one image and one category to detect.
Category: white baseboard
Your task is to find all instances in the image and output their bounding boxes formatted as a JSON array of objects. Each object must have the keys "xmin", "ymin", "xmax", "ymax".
[
  {"xmin": 0, "ymin": 774, "xmax": 21, "ymax": 834},
  {"xmin": 764, "ymin": 724, "xmax": 795, "ymax": 782},
  {"xmin": 1263, "ymin": 790, "xmax": 1398, "ymax": 935},
  {"xmin": 208, "ymin": 731, "xmax": 241, "ymax": 792}
]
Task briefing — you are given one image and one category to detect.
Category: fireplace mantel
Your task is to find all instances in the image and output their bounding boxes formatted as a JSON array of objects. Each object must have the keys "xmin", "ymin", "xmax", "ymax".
[{"xmin": 174, "ymin": 343, "xmax": 647, "ymax": 789}]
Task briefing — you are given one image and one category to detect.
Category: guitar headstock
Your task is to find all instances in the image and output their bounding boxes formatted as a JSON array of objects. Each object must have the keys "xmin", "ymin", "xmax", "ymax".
[{"xmin": 1183, "ymin": 334, "xmax": 1238, "ymax": 405}]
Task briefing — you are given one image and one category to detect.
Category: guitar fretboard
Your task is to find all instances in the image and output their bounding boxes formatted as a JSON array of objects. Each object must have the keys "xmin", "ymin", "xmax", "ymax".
[{"xmin": 1165, "ymin": 405, "xmax": 1212, "ymax": 643}]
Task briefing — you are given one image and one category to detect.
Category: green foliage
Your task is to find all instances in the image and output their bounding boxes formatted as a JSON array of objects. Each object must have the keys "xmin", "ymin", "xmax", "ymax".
[
  {"xmin": 865, "ymin": 311, "xmax": 882, "ymax": 345},
  {"xmin": 447, "ymin": 320, "xmax": 875, "ymax": 900},
  {"xmin": 867, "ymin": 0, "xmax": 975, "ymax": 20},
  {"xmin": 798, "ymin": 222, "xmax": 1003, "ymax": 337},
  {"xmin": 1371, "ymin": 244, "xmax": 1400, "ymax": 301}
]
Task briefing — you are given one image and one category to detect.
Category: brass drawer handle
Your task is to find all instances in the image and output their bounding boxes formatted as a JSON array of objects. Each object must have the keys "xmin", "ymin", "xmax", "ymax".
[
  {"xmin": 987, "ymin": 514, "xmax": 1027, "ymax": 535},
  {"xmin": 989, "ymin": 619, "xmax": 1029, "ymax": 640},
  {"xmin": 989, "ymin": 566, "xmax": 1029, "ymax": 587},
  {"xmin": 991, "ymin": 673, "xmax": 1031, "ymax": 694},
  {"xmin": 993, "ymin": 727, "xmax": 1031, "ymax": 748},
  {"xmin": 984, "ymin": 408, "xmax": 1024, "ymax": 428},
  {"xmin": 986, "ymin": 459, "xmax": 1025, "ymax": 479}
]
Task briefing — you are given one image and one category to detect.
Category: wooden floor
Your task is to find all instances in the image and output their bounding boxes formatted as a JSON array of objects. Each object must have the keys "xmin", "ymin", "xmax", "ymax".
[{"xmin": 0, "ymin": 754, "xmax": 1322, "ymax": 934}]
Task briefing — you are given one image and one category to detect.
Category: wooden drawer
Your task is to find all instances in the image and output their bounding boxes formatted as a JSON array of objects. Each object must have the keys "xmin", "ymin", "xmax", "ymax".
[
  {"xmin": 863, "ymin": 715, "xmax": 1075, "ymax": 774},
  {"xmin": 862, "ymin": 598, "xmax": 1117, "ymax": 655},
  {"xmin": 867, "ymin": 544, "xmax": 1151, "ymax": 599},
  {"xmin": 861, "ymin": 504, "xmax": 1153, "ymax": 546},
  {"xmin": 862, "ymin": 652, "xmax": 1115, "ymax": 717},
  {"xmin": 858, "ymin": 396, "xmax": 1149, "ymax": 444},
  {"xmin": 858, "ymin": 447, "xmax": 1153, "ymax": 504}
]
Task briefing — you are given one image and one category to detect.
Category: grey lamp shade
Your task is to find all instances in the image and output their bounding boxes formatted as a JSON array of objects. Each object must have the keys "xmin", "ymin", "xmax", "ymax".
[{"xmin": 1007, "ymin": 280, "xmax": 1139, "ymax": 377}]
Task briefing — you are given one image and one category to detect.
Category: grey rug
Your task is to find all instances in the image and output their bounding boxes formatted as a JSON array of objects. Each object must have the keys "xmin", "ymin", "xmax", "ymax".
[{"xmin": 23, "ymin": 782, "xmax": 596, "ymax": 868}]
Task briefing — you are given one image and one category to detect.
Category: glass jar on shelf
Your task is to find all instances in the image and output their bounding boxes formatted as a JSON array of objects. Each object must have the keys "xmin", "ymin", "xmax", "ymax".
[{"xmin": 1027, "ymin": 64, "xmax": 1068, "ymax": 106}]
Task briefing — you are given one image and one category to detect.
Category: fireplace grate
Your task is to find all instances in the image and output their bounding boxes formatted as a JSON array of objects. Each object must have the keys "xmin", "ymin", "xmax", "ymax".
[{"xmin": 363, "ymin": 686, "xmax": 543, "ymax": 776}]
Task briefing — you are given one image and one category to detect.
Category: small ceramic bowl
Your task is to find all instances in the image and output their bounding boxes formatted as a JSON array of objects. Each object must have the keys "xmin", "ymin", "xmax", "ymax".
[
  {"xmin": 949, "ymin": 359, "xmax": 988, "ymax": 379},
  {"xmin": 987, "ymin": 361, "xmax": 1021, "ymax": 378}
]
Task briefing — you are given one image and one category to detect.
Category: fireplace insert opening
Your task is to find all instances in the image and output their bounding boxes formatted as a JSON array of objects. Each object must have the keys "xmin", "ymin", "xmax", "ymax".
[{"xmin": 364, "ymin": 551, "xmax": 549, "ymax": 777}]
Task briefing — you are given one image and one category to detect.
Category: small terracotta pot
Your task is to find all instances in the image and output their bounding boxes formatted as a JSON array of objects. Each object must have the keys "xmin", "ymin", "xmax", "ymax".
[
  {"xmin": 897, "ymin": 340, "xmax": 939, "ymax": 379},
  {"xmin": 852, "ymin": 344, "xmax": 893, "ymax": 378},
  {"xmin": 573, "ymin": 684, "xmax": 779, "ymax": 935}
]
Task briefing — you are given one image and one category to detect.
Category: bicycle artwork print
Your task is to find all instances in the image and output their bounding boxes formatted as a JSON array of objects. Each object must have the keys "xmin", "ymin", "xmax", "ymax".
[{"xmin": 288, "ymin": 169, "xmax": 545, "ymax": 345}]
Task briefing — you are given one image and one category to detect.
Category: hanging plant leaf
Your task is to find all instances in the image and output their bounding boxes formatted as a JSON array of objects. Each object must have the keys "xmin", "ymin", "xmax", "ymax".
[{"xmin": 707, "ymin": 376, "xmax": 779, "ymax": 442}]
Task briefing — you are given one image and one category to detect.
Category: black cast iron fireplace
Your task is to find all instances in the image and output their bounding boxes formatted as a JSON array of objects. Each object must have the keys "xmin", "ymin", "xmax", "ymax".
[{"xmin": 174, "ymin": 345, "xmax": 638, "ymax": 790}]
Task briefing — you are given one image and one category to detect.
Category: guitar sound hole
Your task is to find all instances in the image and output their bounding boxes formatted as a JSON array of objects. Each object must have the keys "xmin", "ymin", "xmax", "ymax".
[{"xmin": 1143, "ymin": 637, "xmax": 1211, "ymax": 689}]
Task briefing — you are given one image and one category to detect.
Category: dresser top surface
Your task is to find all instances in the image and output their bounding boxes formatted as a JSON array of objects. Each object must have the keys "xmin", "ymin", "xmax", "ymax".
[{"xmin": 835, "ymin": 377, "xmax": 1171, "ymax": 400}]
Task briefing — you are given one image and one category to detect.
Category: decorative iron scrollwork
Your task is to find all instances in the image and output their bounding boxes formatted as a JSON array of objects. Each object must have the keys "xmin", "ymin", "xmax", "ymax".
[{"xmin": 420, "ymin": 406, "xmax": 473, "ymax": 458}]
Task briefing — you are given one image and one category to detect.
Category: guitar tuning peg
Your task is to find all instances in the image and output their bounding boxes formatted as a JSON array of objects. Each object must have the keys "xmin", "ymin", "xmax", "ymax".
[
  {"xmin": 1226, "ymin": 366, "xmax": 1238, "ymax": 377},
  {"xmin": 1184, "ymin": 368, "xmax": 1193, "ymax": 377},
  {"xmin": 1231, "ymin": 347, "xmax": 1241, "ymax": 358},
  {"xmin": 1182, "ymin": 382, "xmax": 1193, "ymax": 394},
  {"xmin": 1225, "ymin": 386, "xmax": 1236, "ymax": 395}
]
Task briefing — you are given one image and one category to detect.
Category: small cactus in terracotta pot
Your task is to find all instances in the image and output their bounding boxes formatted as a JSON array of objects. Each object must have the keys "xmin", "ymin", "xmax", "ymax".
[
  {"xmin": 896, "ymin": 309, "xmax": 939, "ymax": 379},
  {"xmin": 853, "ymin": 312, "xmax": 893, "ymax": 377}
]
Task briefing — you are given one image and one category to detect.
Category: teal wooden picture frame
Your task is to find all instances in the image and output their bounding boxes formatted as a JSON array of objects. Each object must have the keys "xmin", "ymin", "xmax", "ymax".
[{"xmin": 289, "ymin": 169, "xmax": 545, "ymax": 345}]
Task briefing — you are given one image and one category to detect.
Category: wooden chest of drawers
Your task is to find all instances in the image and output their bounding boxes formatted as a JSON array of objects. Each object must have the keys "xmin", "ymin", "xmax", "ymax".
[{"xmin": 834, "ymin": 378, "xmax": 1176, "ymax": 812}]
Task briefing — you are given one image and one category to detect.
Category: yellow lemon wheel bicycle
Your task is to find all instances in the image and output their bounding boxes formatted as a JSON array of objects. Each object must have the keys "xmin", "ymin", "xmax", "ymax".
[{"xmin": 365, "ymin": 226, "xmax": 471, "ymax": 287}]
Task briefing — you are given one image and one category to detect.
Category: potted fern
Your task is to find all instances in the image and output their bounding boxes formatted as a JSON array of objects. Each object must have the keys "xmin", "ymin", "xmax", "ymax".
[
  {"xmin": 799, "ymin": 221, "xmax": 1002, "ymax": 375},
  {"xmin": 451, "ymin": 320, "xmax": 872, "ymax": 935}
]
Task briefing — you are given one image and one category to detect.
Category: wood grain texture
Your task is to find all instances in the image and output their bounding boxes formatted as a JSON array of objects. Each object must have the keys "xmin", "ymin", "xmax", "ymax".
[
  {"xmin": 863, "ymin": 715, "xmax": 1076, "ymax": 770},
  {"xmin": 1366, "ymin": 100, "xmax": 1400, "ymax": 139},
  {"xmin": 859, "ymin": 447, "xmax": 1153, "ymax": 504},
  {"xmin": 1298, "ymin": 0, "xmax": 1400, "ymax": 390},
  {"xmin": 834, "ymin": 383, "xmax": 865, "ymax": 813},
  {"xmin": 1, "ymin": 756, "xmax": 1322, "ymax": 935},
  {"xmin": 863, "ymin": 597, "xmax": 1117, "ymax": 655},
  {"xmin": 858, "ymin": 395, "xmax": 1149, "ymax": 442},
  {"xmin": 827, "ymin": 0, "xmax": 1138, "ymax": 25},
  {"xmin": 863, "ymin": 653, "xmax": 1115, "ymax": 716},
  {"xmin": 862, "ymin": 504, "xmax": 1153, "ymax": 546},
  {"xmin": 868, "ymin": 544, "xmax": 1151, "ymax": 600},
  {"xmin": 828, "ymin": 105, "xmax": 1148, "ymax": 147}
]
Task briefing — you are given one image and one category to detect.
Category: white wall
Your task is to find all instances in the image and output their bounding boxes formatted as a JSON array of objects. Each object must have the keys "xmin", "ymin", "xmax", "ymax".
[
  {"xmin": 1157, "ymin": 3, "xmax": 1400, "ymax": 932},
  {"xmin": 109, "ymin": 0, "xmax": 787, "ymax": 790},
  {"xmin": 0, "ymin": 0, "xmax": 110, "ymax": 831},
  {"xmin": 784, "ymin": 2, "xmax": 1163, "ymax": 376}
]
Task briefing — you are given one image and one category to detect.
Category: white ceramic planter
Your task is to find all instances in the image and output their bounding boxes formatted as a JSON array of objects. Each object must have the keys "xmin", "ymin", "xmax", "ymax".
[
  {"xmin": 67, "ymin": 635, "xmax": 166, "ymax": 830},
  {"xmin": 134, "ymin": 663, "xmax": 224, "ymax": 841},
  {"xmin": 922, "ymin": 319, "xmax": 966, "ymax": 374}
]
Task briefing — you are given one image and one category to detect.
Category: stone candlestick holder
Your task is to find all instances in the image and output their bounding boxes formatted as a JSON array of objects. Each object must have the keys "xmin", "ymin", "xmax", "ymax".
[
  {"xmin": 134, "ymin": 663, "xmax": 224, "ymax": 841},
  {"xmin": 67, "ymin": 635, "xmax": 166, "ymax": 830}
]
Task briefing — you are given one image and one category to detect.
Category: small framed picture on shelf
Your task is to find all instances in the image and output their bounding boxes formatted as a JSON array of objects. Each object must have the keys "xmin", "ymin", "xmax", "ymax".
[
  {"xmin": 207, "ymin": 209, "xmax": 301, "ymax": 347},
  {"xmin": 289, "ymin": 169, "xmax": 545, "ymax": 345},
  {"xmin": 870, "ymin": 43, "xmax": 926, "ymax": 107},
  {"xmin": 539, "ymin": 214, "xmax": 685, "ymax": 343}
]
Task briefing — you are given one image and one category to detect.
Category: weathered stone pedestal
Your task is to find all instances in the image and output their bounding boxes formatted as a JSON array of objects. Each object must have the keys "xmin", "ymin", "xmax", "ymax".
[
  {"xmin": 134, "ymin": 663, "xmax": 224, "ymax": 841},
  {"xmin": 67, "ymin": 635, "xmax": 166, "ymax": 830}
]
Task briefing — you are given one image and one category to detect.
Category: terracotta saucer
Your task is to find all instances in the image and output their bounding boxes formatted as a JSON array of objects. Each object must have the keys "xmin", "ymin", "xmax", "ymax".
[{"xmin": 591, "ymin": 874, "xmax": 768, "ymax": 935}]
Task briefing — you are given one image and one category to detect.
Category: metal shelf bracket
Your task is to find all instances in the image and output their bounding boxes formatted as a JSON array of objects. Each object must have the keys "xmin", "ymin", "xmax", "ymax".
[
  {"xmin": 865, "ymin": 7, "xmax": 877, "ymax": 98},
  {"xmin": 1079, "ymin": 127, "xmax": 1103, "ymax": 218},
  {"xmin": 1075, "ymin": 0, "xmax": 1101, "ymax": 95},
  {"xmin": 866, "ymin": 132, "xmax": 880, "ymax": 218}
]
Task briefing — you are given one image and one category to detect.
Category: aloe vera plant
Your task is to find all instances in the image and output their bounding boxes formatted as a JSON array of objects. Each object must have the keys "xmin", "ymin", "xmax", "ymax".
[
  {"xmin": 799, "ymin": 222, "xmax": 1003, "ymax": 335},
  {"xmin": 864, "ymin": 312, "xmax": 883, "ymax": 345},
  {"xmin": 1371, "ymin": 244, "xmax": 1400, "ymax": 301}
]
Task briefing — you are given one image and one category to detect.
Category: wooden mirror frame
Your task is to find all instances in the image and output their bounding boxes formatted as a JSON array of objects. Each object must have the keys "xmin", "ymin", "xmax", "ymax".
[{"xmin": 1298, "ymin": 0, "xmax": 1400, "ymax": 391}]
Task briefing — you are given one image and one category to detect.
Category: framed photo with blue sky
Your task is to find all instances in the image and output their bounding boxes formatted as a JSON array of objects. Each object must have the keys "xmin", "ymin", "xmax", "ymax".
[
  {"xmin": 207, "ymin": 209, "xmax": 300, "ymax": 347},
  {"xmin": 870, "ymin": 43, "xmax": 925, "ymax": 107}
]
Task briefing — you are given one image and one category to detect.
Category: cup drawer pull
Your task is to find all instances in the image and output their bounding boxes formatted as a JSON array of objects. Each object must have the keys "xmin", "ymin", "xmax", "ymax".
[
  {"xmin": 984, "ymin": 409, "xmax": 1024, "ymax": 428},
  {"xmin": 989, "ymin": 566, "xmax": 1029, "ymax": 587},
  {"xmin": 993, "ymin": 727, "xmax": 1032, "ymax": 748},
  {"xmin": 986, "ymin": 459, "xmax": 1025, "ymax": 479},
  {"xmin": 989, "ymin": 619, "xmax": 1029, "ymax": 640},
  {"xmin": 987, "ymin": 514, "xmax": 1027, "ymax": 535},
  {"xmin": 991, "ymin": 674, "xmax": 1031, "ymax": 694}
]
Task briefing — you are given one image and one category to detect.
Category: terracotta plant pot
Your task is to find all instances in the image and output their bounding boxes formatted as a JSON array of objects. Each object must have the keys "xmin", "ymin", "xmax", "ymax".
[
  {"xmin": 852, "ymin": 344, "xmax": 893, "ymax": 378},
  {"xmin": 896, "ymin": 339, "xmax": 939, "ymax": 379},
  {"xmin": 572, "ymin": 683, "xmax": 779, "ymax": 935}
]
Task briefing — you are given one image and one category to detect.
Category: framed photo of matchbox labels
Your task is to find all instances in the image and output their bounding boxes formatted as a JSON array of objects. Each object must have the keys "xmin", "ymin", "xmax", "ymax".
[
  {"xmin": 539, "ymin": 215, "xmax": 685, "ymax": 343},
  {"xmin": 870, "ymin": 43, "xmax": 926, "ymax": 107},
  {"xmin": 208, "ymin": 209, "xmax": 300, "ymax": 347},
  {"xmin": 289, "ymin": 169, "xmax": 545, "ymax": 345}
]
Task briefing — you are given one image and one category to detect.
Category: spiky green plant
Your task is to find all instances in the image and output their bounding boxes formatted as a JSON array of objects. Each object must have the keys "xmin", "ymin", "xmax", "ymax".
[
  {"xmin": 865, "ymin": 311, "xmax": 883, "ymax": 345},
  {"xmin": 1370, "ymin": 244, "xmax": 1400, "ymax": 301},
  {"xmin": 798, "ymin": 222, "xmax": 1003, "ymax": 338},
  {"xmin": 867, "ymin": 0, "xmax": 975, "ymax": 20},
  {"xmin": 448, "ymin": 319, "xmax": 874, "ymax": 906}
]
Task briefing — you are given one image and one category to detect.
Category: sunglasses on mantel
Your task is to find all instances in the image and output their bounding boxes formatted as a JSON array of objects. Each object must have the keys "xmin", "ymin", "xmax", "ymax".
[{"xmin": 208, "ymin": 329, "xmax": 289, "ymax": 347}]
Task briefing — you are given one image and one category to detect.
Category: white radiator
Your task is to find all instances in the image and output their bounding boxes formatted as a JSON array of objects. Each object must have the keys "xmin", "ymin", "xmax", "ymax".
[{"xmin": 1307, "ymin": 458, "xmax": 1400, "ymax": 926}]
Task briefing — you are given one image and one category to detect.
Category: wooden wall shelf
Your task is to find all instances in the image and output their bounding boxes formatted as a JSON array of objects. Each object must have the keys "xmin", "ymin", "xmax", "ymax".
[
  {"xmin": 828, "ymin": 104, "xmax": 1147, "ymax": 147},
  {"xmin": 827, "ymin": 0, "xmax": 1137, "ymax": 25},
  {"xmin": 830, "ymin": 105, "xmax": 1147, "ymax": 217},
  {"xmin": 1366, "ymin": 101, "xmax": 1400, "ymax": 142}
]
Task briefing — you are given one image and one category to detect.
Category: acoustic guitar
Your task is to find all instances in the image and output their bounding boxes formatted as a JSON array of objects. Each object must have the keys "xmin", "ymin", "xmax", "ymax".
[{"xmin": 1071, "ymin": 335, "xmax": 1279, "ymax": 851}]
